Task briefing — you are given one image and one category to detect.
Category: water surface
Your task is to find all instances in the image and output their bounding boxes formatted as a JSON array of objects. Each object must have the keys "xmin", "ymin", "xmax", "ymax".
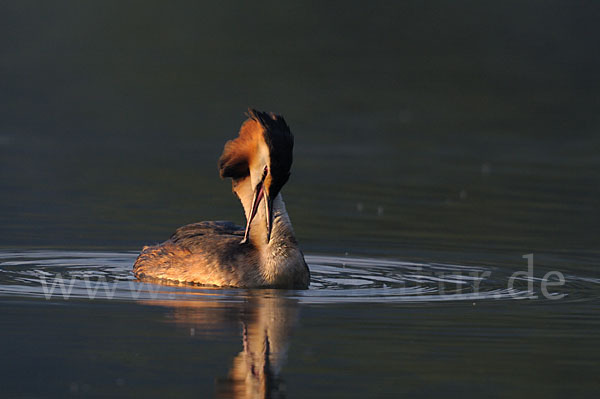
[
  {"xmin": 1, "ymin": 1, "xmax": 599, "ymax": 397},
  {"xmin": 0, "ymin": 251, "xmax": 598, "ymax": 398}
]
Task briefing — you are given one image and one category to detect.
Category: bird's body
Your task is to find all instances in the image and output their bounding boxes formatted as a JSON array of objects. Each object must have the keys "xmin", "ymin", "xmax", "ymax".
[{"xmin": 133, "ymin": 110, "xmax": 310, "ymax": 289}]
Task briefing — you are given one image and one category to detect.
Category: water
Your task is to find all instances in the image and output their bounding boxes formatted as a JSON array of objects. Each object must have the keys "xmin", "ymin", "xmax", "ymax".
[
  {"xmin": 1, "ymin": 251, "xmax": 598, "ymax": 303},
  {"xmin": 1, "ymin": 1, "xmax": 600, "ymax": 397},
  {"xmin": 1, "ymin": 251, "xmax": 599, "ymax": 398}
]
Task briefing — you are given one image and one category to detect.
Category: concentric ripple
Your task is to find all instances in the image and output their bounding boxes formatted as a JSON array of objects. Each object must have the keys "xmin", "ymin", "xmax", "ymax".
[{"xmin": 0, "ymin": 250, "xmax": 596, "ymax": 304}]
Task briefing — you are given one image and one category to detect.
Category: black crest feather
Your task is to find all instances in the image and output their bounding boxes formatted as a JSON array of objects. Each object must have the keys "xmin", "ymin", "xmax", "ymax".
[
  {"xmin": 218, "ymin": 109, "xmax": 294, "ymax": 197},
  {"xmin": 247, "ymin": 109, "xmax": 294, "ymax": 197}
]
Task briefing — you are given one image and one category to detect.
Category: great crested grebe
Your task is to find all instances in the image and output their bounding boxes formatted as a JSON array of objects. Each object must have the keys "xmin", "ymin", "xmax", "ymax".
[{"xmin": 133, "ymin": 109, "xmax": 310, "ymax": 289}]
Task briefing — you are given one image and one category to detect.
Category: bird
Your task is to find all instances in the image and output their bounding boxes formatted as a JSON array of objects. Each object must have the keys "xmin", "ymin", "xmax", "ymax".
[{"xmin": 133, "ymin": 109, "xmax": 310, "ymax": 289}]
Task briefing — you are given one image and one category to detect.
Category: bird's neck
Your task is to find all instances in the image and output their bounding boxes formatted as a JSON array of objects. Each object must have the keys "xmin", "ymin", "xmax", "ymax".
[
  {"xmin": 248, "ymin": 194, "xmax": 296, "ymax": 249},
  {"xmin": 234, "ymin": 181, "xmax": 306, "ymax": 286},
  {"xmin": 234, "ymin": 180, "xmax": 297, "ymax": 250}
]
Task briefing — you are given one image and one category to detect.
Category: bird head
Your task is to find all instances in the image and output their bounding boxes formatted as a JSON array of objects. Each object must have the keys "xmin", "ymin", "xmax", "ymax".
[{"xmin": 218, "ymin": 109, "xmax": 294, "ymax": 244}]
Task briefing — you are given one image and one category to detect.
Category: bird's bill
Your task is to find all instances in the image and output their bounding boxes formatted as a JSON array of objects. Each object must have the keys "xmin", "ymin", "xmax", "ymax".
[
  {"xmin": 265, "ymin": 195, "xmax": 274, "ymax": 243},
  {"xmin": 240, "ymin": 181, "xmax": 274, "ymax": 244}
]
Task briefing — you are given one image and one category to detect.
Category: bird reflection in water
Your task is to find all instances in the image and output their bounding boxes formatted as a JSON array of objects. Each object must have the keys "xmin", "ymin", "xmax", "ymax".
[{"xmin": 140, "ymin": 293, "xmax": 300, "ymax": 399}]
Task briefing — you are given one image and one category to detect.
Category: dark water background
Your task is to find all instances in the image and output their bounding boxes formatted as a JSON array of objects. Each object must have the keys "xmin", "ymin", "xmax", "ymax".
[{"xmin": 1, "ymin": 1, "xmax": 599, "ymax": 398}]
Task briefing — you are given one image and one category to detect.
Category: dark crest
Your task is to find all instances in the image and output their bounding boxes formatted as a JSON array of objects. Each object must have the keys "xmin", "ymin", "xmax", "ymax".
[
  {"xmin": 218, "ymin": 109, "xmax": 294, "ymax": 197},
  {"xmin": 247, "ymin": 109, "xmax": 294, "ymax": 198}
]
